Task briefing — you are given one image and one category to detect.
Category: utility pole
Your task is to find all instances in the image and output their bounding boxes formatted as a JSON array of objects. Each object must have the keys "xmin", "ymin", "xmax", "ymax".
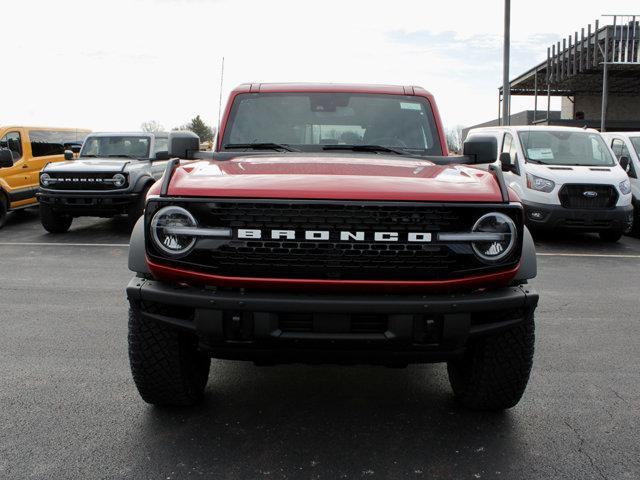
[{"xmin": 502, "ymin": 0, "xmax": 511, "ymax": 125}]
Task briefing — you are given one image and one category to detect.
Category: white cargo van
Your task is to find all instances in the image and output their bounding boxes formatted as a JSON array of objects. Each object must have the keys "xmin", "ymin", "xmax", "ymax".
[
  {"xmin": 466, "ymin": 126, "xmax": 633, "ymax": 242},
  {"xmin": 601, "ymin": 131, "xmax": 640, "ymax": 236}
]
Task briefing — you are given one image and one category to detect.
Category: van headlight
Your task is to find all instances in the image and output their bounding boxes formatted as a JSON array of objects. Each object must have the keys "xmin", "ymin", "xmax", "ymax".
[
  {"xmin": 526, "ymin": 173, "xmax": 555, "ymax": 192},
  {"xmin": 151, "ymin": 206, "xmax": 197, "ymax": 257},
  {"xmin": 113, "ymin": 173, "xmax": 126, "ymax": 188},
  {"xmin": 40, "ymin": 173, "xmax": 51, "ymax": 187},
  {"xmin": 471, "ymin": 212, "xmax": 517, "ymax": 263},
  {"xmin": 619, "ymin": 179, "xmax": 631, "ymax": 195}
]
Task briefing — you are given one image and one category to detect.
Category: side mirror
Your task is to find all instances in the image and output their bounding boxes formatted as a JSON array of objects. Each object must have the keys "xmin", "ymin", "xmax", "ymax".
[
  {"xmin": 463, "ymin": 135, "xmax": 497, "ymax": 164},
  {"xmin": 499, "ymin": 152, "xmax": 517, "ymax": 173},
  {"xmin": 154, "ymin": 150, "xmax": 170, "ymax": 160},
  {"xmin": 619, "ymin": 156, "xmax": 631, "ymax": 173},
  {"xmin": 168, "ymin": 131, "xmax": 200, "ymax": 159},
  {"xmin": 71, "ymin": 145, "xmax": 82, "ymax": 154},
  {"xmin": 0, "ymin": 148, "xmax": 14, "ymax": 168},
  {"xmin": 64, "ymin": 150, "xmax": 74, "ymax": 160}
]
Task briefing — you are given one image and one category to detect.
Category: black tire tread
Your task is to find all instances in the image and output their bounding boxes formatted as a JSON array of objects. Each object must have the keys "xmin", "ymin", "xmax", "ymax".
[
  {"xmin": 128, "ymin": 306, "xmax": 210, "ymax": 406},
  {"xmin": 447, "ymin": 314, "xmax": 535, "ymax": 411},
  {"xmin": 127, "ymin": 184, "xmax": 152, "ymax": 228},
  {"xmin": 40, "ymin": 204, "xmax": 72, "ymax": 233},
  {"xmin": 599, "ymin": 229, "xmax": 623, "ymax": 242},
  {"xmin": 0, "ymin": 193, "xmax": 7, "ymax": 229}
]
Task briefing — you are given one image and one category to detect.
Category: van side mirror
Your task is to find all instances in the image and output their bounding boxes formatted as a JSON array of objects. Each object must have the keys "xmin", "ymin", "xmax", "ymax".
[
  {"xmin": 619, "ymin": 156, "xmax": 631, "ymax": 173},
  {"xmin": 71, "ymin": 145, "xmax": 81, "ymax": 154},
  {"xmin": 463, "ymin": 136, "xmax": 497, "ymax": 164},
  {"xmin": 499, "ymin": 152, "xmax": 517, "ymax": 173},
  {"xmin": 0, "ymin": 148, "xmax": 14, "ymax": 168},
  {"xmin": 64, "ymin": 150, "xmax": 74, "ymax": 160},
  {"xmin": 154, "ymin": 150, "xmax": 170, "ymax": 160},
  {"xmin": 168, "ymin": 131, "xmax": 200, "ymax": 159}
]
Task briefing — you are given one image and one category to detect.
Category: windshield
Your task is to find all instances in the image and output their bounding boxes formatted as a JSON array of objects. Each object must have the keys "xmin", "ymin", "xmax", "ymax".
[
  {"xmin": 80, "ymin": 136, "xmax": 151, "ymax": 159},
  {"xmin": 153, "ymin": 136, "xmax": 168, "ymax": 155},
  {"xmin": 631, "ymin": 137, "xmax": 640, "ymax": 158},
  {"xmin": 221, "ymin": 93, "xmax": 443, "ymax": 155},
  {"xmin": 518, "ymin": 130, "xmax": 615, "ymax": 167}
]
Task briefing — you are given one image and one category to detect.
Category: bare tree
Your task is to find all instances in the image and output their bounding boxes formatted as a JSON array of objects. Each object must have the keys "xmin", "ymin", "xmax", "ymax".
[
  {"xmin": 445, "ymin": 125, "xmax": 465, "ymax": 154},
  {"xmin": 140, "ymin": 120, "xmax": 165, "ymax": 133}
]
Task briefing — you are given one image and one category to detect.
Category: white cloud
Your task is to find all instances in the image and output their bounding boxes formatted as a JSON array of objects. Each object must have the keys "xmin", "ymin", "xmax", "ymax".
[{"xmin": 2, "ymin": 0, "xmax": 637, "ymax": 131}]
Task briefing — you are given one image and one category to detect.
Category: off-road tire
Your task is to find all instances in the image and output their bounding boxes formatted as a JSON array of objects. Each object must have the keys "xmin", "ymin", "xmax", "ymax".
[
  {"xmin": 40, "ymin": 204, "xmax": 72, "ymax": 233},
  {"xmin": 628, "ymin": 201, "xmax": 640, "ymax": 237},
  {"xmin": 128, "ymin": 305, "xmax": 210, "ymax": 406},
  {"xmin": 127, "ymin": 186, "xmax": 150, "ymax": 229},
  {"xmin": 447, "ymin": 314, "xmax": 535, "ymax": 411},
  {"xmin": 599, "ymin": 229, "xmax": 623, "ymax": 242},
  {"xmin": 0, "ymin": 194, "xmax": 7, "ymax": 229}
]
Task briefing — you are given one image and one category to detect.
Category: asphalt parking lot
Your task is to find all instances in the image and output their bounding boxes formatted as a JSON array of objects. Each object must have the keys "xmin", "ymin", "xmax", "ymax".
[{"xmin": 1, "ymin": 208, "xmax": 639, "ymax": 480}]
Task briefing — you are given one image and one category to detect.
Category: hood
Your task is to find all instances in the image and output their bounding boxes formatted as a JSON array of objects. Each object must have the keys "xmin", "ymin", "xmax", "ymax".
[
  {"xmin": 166, "ymin": 155, "xmax": 504, "ymax": 202},
  {"xmin": 44, "ymin": 158, "xmax": 132, "ymax": 173},
  {"xmin": 525, "ymin": 163, "xmax": 628, "ymax": 184}
]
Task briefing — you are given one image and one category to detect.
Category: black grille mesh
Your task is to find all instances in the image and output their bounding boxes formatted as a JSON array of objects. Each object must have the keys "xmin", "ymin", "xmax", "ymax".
[
  {"xmin": 558, "ymin": 184, "xmax": 618, "ymax": 209},
  {"xmin": 146, "ymin": 200, "xmax": 523, "ymax": 281},
  {"xmin": 46, "ymin": 172, "xmax": 127, "ymax": 190}
]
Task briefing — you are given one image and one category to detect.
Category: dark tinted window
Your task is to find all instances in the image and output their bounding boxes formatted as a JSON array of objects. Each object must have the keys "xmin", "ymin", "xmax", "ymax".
[
  {"xmin": 0, "ymin": 131, "xmax": 22, "ymax": 160},
  {"xmin": 29, "ymin": 130, "xmax": 88, "ymax": 157},
  {"xmin": 222, "ymin": 93, "xmax": 443, "ymax": 155}
]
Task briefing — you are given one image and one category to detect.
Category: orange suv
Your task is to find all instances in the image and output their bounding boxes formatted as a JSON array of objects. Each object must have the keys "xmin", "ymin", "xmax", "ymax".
[{"xmin": 0, "ymin": 126, "xmax": 90, "ymax": 227}]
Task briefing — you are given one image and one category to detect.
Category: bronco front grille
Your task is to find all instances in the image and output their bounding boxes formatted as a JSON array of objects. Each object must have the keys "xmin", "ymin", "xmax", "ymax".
[
  {"xmin": 558, "ymin": 184, "xmax": 618, "ymax": 209},
  {"xmin": 44, "ymin": 172, "xmax": 127, "ymax": 190},
  {"xmin": 145, "ymin": 199, "xmax": 523, "ymax": 281}
]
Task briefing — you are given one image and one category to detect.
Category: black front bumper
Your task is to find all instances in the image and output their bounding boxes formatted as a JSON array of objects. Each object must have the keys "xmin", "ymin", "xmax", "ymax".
[
  {"xmin": 126, "ymin": 278, "xmax": 539, "ymax": 365},
  {"xmin": 38, "ymin": 190, "xmax": 139, "ymax": 217},
  {"xmin": 523, "ymin": 201, "xmax": 633, "ymax": 232}
]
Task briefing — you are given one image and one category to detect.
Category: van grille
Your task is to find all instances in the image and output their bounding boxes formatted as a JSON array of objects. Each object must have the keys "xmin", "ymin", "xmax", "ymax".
[{"xmin": 558, "ymin": 184, "xmax": 618, "ymax": 209}]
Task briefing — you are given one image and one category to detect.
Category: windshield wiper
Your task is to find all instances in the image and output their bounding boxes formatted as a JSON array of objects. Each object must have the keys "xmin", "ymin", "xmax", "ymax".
[
  {"xmin": 322, "ymin": 144, "xmax": 408, "ymax": 155},
  {"xmin": 80, "ymin": 154, "xmax": 97, "ymax": 158},
  {"xmin": 106, "ymin": 154, "xmax": 140, "ymax": 159},
  {"xmin": 224, "ymin": 143, "xmax": 299, "ymax": 152}
]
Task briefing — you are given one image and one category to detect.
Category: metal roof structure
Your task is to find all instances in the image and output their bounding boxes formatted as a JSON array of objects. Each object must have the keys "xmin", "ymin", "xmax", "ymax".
[{"xmin": 498, "ymin": 16, "xmax": 640, "ymax": 130}]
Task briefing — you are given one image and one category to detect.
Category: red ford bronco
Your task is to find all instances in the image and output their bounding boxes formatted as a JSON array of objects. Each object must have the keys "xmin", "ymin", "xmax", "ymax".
[{"xmin": 126, "ymin": 83, "xmax": 538, "ymax": 410}]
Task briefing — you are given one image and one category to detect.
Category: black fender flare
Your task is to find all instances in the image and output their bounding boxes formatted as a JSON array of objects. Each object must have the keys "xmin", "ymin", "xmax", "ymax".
[
  {"xmin": 514, "ymin": 226, "xmax": 537, "ymax": 281},
  {"xmin": 133, "ymin": 175, "xmax": 155, "ymax": 194},
  {"xmin": 128, "ymin": 217, "xmax": 150, "ymax": 274}
]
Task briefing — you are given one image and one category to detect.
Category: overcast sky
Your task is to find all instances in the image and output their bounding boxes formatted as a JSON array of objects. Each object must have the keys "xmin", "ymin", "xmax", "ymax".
[{"xmin": 3, "ymin": 0, "xmax": 638, "ymax": 132}]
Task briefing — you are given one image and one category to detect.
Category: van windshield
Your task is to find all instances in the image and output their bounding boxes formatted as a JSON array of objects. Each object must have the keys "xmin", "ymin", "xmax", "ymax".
[
  {"xmin": 80, "ymin": 136, "xmax": 151, "ymax": 159},
  {"xmin": 518, "ymin": 130, "xmax": 615, "ymax": 167},
  {"xmin": 631, "ymin": 137, "xmax": 640, "ymax": 157},
  {"xmin": 221, "ymin": 93, "xmax": 443, "ymax": 156}
]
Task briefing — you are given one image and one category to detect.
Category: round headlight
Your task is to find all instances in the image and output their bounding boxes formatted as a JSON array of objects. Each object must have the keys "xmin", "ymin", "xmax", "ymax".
[
  {"xmin": 471, "ymin": 212, "xmax": 517, "ymax": 263},
  {"xmin": 40, "ymin": 173, "xmax": 51, "ymax": 187},
  {"xmin": 113, "ymin": 173, "xmax": 126, "ymax": 188},
  {"xmin": 151, "ymin": 206, "xmax": 197, "ymax": 257}
]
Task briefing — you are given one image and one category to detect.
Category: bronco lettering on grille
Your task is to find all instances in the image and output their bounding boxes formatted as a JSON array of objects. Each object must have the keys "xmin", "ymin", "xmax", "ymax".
[{"xmin": 237, "ymin": 229, "xmax": 432, "ymax": 242}]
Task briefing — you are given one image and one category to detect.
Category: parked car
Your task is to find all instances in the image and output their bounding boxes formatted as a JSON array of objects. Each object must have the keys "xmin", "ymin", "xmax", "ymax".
[
  {"xmin": 126, "ymin": 83, "xmax": 539, "ymax": 411},
  {"xmin": 37, "ymin": 132, "xmax": 170, "ymax": 233},
  {"xmin": 601, "ymin": 131, "xmax": 640, "ymax": 236},
  {"xmin": 0, "ymin": 126, "xmax": 90, "ymax": 228},
  {"xmin": 466, "ymin": 126, "xmax": 633, "ymax": 242}
]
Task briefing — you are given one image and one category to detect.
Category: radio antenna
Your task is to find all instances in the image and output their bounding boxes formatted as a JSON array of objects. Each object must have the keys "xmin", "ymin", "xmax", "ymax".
[{"xmin": 216, "ymin": 56, "xmax": 225, "ymax": 148}]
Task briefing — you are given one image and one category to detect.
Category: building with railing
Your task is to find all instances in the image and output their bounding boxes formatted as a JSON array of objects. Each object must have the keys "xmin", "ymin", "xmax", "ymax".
[{"xmin": 465, "ymin": 15, "xmax": 640, "ymax": 136}]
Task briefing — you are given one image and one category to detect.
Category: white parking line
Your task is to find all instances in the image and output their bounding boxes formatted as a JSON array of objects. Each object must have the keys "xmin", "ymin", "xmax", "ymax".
[
  {"xmin": 0, "ymin": 242, "xmax": 129, "ymax": 247},
  {"xmin": 537, "ymin": 252, "xmax": 640, "ymax": 258}
]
